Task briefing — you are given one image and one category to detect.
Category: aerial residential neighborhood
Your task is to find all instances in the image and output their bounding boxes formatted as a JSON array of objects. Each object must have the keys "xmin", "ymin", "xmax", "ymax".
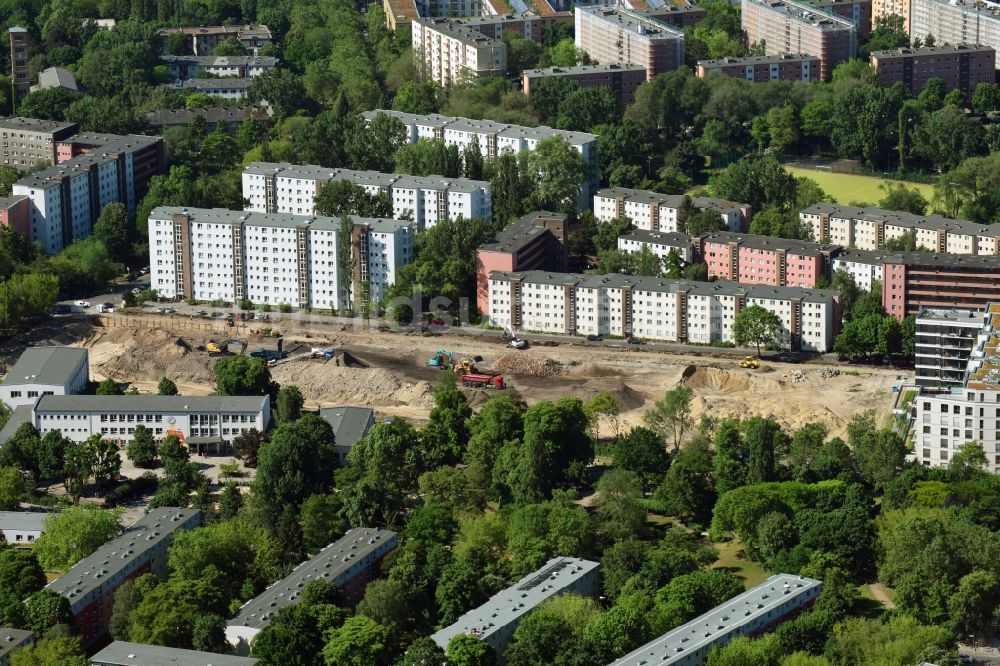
[{"xmin": 2, "ymin": 0, "xmax": 1000, "ymax": 662}]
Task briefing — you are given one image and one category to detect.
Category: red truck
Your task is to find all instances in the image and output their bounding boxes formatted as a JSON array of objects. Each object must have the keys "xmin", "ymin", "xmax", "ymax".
[{"xmin": 460, "ymin": 373, "xmax": 505, "ymax": 389}]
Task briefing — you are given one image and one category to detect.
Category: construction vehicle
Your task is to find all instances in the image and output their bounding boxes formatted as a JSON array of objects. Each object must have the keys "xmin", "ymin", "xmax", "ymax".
[
  {"xmin": 427, "ymin": 349, "xmax": 454, "ymax": 369},
  {"xmin": 738, "ymin": 355, "xmax": 760, "ymax": 369},
  {"xmin": 508, "ymin": 337, "xmax": 527, "ymax": 349},
  {"xmin": 250, "ymin": 348, "xmax": 284, "ymax": 360},
  {"xmin": 453, "ymin": 357, "xmax": 479, "ymax": 374},
  {"xmin": 459, "ymin": 373, "xmax": 505, "ymax": 389},
  {"xmin": 206, "ymin": 341, "xmax": 225, "ymax": 356},
  {"xmin": 312, "ymin": 347, "xmax": 335, "ymax": 360}
]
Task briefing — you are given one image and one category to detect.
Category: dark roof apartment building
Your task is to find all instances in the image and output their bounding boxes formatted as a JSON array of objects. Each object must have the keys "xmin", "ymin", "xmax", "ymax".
[{"xmin": 870, "ymin": 44, "xmax": 996, "ymax": 96}]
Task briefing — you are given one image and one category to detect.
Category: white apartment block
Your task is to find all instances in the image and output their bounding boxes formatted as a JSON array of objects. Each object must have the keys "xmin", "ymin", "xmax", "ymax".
[
  {"xmin": 160, "ymin": 55, "xmax": 278, "ymax": 80},
  {"xmin": 0, "ymin": 347, "xmax": 89, "ymax": 410},
  {"xmin": 412, "ymin": 18, "xmax": 506, "ymax": 86},
  {"xmin": 913, "ymin": 303, "xmax": 1000, "ymax": 472},
  {"xmin": 488, "ymin": 270, "xmax": 840, "ymax": 352},
  {"xmin": 911, "ymin": 0, "xmax": 1000, "ymax": 56},
  {"xmin": 148, "ymin": 207, "xmax": 413, "ymax": 309},
  {"xmin": 362, "ymin": 110, "xmax": 598, "ymax": 204},
  {"xmin": 831, "ymin": 249, "xmax": 886, "ymax": 292},
  {"xmin": 801, "ymin": 203, "xmax": 1000, "ymax": 254},
  {"xmin": 242, "ymin": 162, "xmax": 491, "ymax": 230},
  {"xmin": 617, "ymin": 230, "xmax": 694, "ymax": 262},
  {"xmin": 915, "ymin": 308, "xmax": 985, "ymax": 390},
  {"xmin": 594, "ymin": 187, "xmax": 748, "ymax": 233}
]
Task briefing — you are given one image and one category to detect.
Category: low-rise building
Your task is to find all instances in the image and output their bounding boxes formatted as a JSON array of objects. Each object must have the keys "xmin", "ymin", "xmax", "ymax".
[
  {"xmin": 0, "ymin": 629, "xmax": 32, "ymax": 666},
  {"xmin": 145, "ymin": 107, "xmax": 271, "ymax": 134},
  {"xmin": 521, "ymin": 63, "xmax": 647, "ymax": 107},
  {"xmin": 475, "ymin": 211, "xmax": 568, "ymax": 313},
  {"xmin": 698, "ymin": 231, "xmax": 841, "ymax": 288},
  {"xmin": 91, "ymin": 642, "xmax": 257, "ymax": 666},
  {"xmin": 29, "ymin": 67, "xmax": 78, "ymax": 93},
  {"xmin": 0, "ymin": 511, "xmax": 47, "ymax": 545},
  {"xmin": 609, "ymin": 574, "xmax": 822, "ymax": 665},
  {"xmin": 156, "ymin": 25, "xmax": 273, "ymax": 55},
  {"xmin": 870, "ymin": 44, "xmax": 995, "ymax": 96},
  {"xmin": 697, "ymin": 53, "xmax": 821, "ymax": 82},
  {"xmin": 0, "ymin": 117, "xmax": 78, "ymax": 170},
  {"xmin": 488, "ymin": 271, "xmax": 841, "ymax": 351},
  {"xmin": 742, "ymin": 0, "xmax": 857, "ymax": 79},
  {"xmin": 226, "ymin": 528, "xmax": 397, "ymax": 653},
  {"xmin": 800, "ymin": 202, "xmax": 1000, "ymax": 254},
  {"xmin": 47, "ymin": 508, "xmax": 201, "ymax": 648},
  {"xmin": 617, "ymin": 229, "xmax": 693, "ymax": 262},
  {"xmin": 0, "ymin": 195, "xmax": 30, "ymax": 239},
  {"xmin": 319, "ymin": 406, "xmax": 376, "ymax": 465},
  {"xmin": 165, "ymin": 77, "xmax": 255, "ymax": 100},
  {"xmin": 243, "ymin": 162, "xmax": 491, "ymax": 230},
  {"xmin": 912, "ymin": 303, "xmax": 1000, "ymax": 470},
  {"xmin": 160, "ymin": 55, "xmax": 278, "ymax": 81},
  {"xmin": 0, "ymin": 346, "xmax": 89, "ymax": 410},
  {"xmin": 574, "ymin": 7, "xmax": 685, "ymax": 80},
  {"xmin": 412, "ymin": 18, "xmax": 507, "ymax": 86},
  {"xmin": 914, "ymin": 308, "xmax": 985, "ymax": 389},
  {"xmin": 431, "ymin": 557, "xmax": 600, "ymax": 655},
  {"xmin": 594, "ymin": 187, "xmax": 749, "ymax": 233},
  {"xmin": 149, "ymin": 207, "xmax": 413, "ymax": 309}
]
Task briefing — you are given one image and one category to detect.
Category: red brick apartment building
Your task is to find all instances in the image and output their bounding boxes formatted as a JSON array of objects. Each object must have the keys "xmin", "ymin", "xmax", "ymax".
[
  {"xmin": 870, "ymin": 44, "xmax": 995, "ymax": 96},
  {"xmin": 644, "ymin": 5, "xmax": 708, "ymax": 27},
  {"xmin": 522, "ymin": 63, "xmax": 647, "ymax": 107},
  {"xmin": 0, "ymin": 195, "xmax": 29, "ymax": 237},
  {"xmin": 698, "ymin": 232, "xmax": 841, "ymax": 288},
  {"xmin": 812, "ymin": 0, "xmax": 871, "ymax": 38},
  {"xmin": 741, "ymin": 0, "xmax": 857, "ymax": 79},
  {"xmin": 697, "ymin": 53, "xmax": 821, "ymax": 81},
  {"xmin": 475, "ymin": 211, "xmax": 568, "ymax": 314}
]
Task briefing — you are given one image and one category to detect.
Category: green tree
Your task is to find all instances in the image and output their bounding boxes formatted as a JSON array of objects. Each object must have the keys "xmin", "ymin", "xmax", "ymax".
[
  {"xmin": 250, "ymin": 69, "xmax": 309, "ymax": 121},
  {"xmin": 949, "ymin": 570, "xmax": 1000, "ymax": 637},
  {"xmin": 596, "ymin": 469, "xmax": 647, "ymax": 541},
  {"xmin": 96, "ymin": 378, "xmax": 122, "ymax": 395},
  {"xmin": 109, "ymin": 578, "xmax": 143, "ymax": 640},
  {"xmin": 879, "ymin": 183, "xmax": 928, "ymax": 215},
  {"xmin": 733, "ymin": 305, "xmax": 782, "ymax": 356},
  {"xmin": 157, "ymin": 378, "xmax": 178, "ymax": 395},
  {"xmin": 709, "ymin": 155, "xmax": 797, "ymax": 213},
  {"xmin": 233, "ymin": 428, "xmax": 264, "ymax": 467},
  {"xmin": 654, "ymin": 439, "xmax": 715, "ymax": 524},
  {"xmin": 300, "ymin": 493, "xmax": 348, "ymax": 553},
  {"xmin": 34, "ymin": 506, "xmax": 121, "ymax": 571},
  {"xmin": 420, "ymin": 376, "xmax": 472, "ymax": 468},
  {"xmin": 24, "ymin": 589, "xmax": 73, "ymax": 634},
  {"xmin": 9, "ymin": 636, "xmax": 86, "ymax": 666},
  {"xmin": 392, "ymin": 80, "xmax": 441, "ymax": 114},
  {"xmin": 218, "ymin": 482, "xmax": 244, "ymax": 521},
  {"xmin": 644, "ymin": 385, "xmax": 694, "ymax": 451},
  {"xmin": 399, "ymin": 637, "xmax": 448, "ymax": 666},
  {"xmin": 276, "ymin": 385, "xmax": 304, "ymax": 424},
  {"xmin": 192, "ymin": 613, "xmax": 227, "ymax": 653},
  {"xmin": 0, "ymin": 466, "xmax": 24, "ymax": 510},
  {"xmin": 314, "ymin": 179, "xmax": 393, "ymax": 218},
  {"xmin": 128, "ymin": 582, "xmax": 200, "ymax": 647},
  {"xmin": 556, "ymin": 87, "xmax": 617, "ymax": 132},
  {"xmin": 212, "ymin": 37, "xmax": 246, "ymax": 56},
  {"xmin": 525, "ymin": 136, "xmax": 587, "ymax": 212},
  {"xmin": 214, "ymin": 355, "xmax": 273, "ymax": 396},
  {"xmin": 447, "ymin": 633, "xmax": 497, "ymax": 666},
  {"xmin": 0, "ymin": 548, "xmax": 46, "ymax": 600},
  {"xmin": 126, "ymin": 425, "xmax": 158, "ymax": 468},
  {"xmin": 322, "ymin": 615, "xmax": 390, "ymax": 666},
  {"xmin": 92, "ymin": 203, "xmax": 133, "ymax": 263}
]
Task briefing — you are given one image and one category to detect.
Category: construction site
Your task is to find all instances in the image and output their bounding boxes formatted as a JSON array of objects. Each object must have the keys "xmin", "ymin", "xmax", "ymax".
[{"xmin": 1, "ymin": 314, "xmax": 905, "ymax": 438}]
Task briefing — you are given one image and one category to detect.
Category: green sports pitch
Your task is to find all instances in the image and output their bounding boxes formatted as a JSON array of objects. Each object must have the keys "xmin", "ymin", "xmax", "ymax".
[{"xmin": 784, "ymin": 166, "xmax": 936, "ymax": 206}]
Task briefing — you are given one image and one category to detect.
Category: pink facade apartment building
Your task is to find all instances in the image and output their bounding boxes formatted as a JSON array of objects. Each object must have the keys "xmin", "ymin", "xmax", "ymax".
[
  {"xmin": 870, "ymin": 44, "xmax": 995, "ymax": 96},
  {"xmin": 698, "ymin": 232, "xmax": 841, "ymax": 288},
  {"xmin": 0, "ymin": 195, "xmax": 29, "ymax": 238}
]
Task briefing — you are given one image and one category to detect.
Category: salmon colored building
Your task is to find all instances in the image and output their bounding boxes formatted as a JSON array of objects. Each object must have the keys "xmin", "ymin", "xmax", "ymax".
[
  {"xmin": 881, "ymin": 253, "xmax": 1000, "ymax": 320},
  {"xmin": 0, "ymin": 195, "xmax": 30, "ymax": 238},
  {"xmin": 698, "ymin": 232, "xmax": 841, "ymax": 288}
]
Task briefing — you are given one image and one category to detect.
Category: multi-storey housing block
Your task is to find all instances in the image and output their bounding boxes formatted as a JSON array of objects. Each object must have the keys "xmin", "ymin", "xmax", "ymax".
[
  {"xmin": 911, "ymin": 0, "xmax": 1000, "ymax": 57},
  {"xmin": 243, "ymin": 162, "xmax": 491, "ymax": 229},
  {"xmin": 165, "ymin": 77, "xmax": 255, "ymax": 100},
  {"xmin": 697, "ymin": 53, "xmax": 821, "ymax": 81},
  {"xmin": 593, "ymin": 187, "xmax": 749, "ymax": 233},
  {"xmin": 618, "ymin": 230, "xmax": 694, "ymax": 263},
  {"xmin": 0, "ymin": 117, "xmax": 78, "ymax": 169},
  {"xmin": 830, "ymin": 248, "xmax": 886, "ymax": 291},
  {"xmin": 0, "ymin": 628, "xmax": 32, "ymax": 665},
  {"xmin": 0, "ymin": 511, "xmax": 47, "ymax": 545},
  {"xmin": 92, "ymin": 642, "xmax": 258, "ymax": 666},
  {"xmin": 227, "ymin": 529, "xmax": 397, "ymax": 654},
  {"xmin": 149, "ymin": 207, "xmax": 413, "ymax": 309},
  {"xmin": 412, "ymin": 17, "xmax": 507, "ymax": 86},
  {"xmin": 489, "ymin": 271, "xmax": 841, "ymax": 351},
  {"xmin": 160, "ymin": 55, "xmax": 278, "ymax": 81},
  {"xmin": 431, "ymin": 558, "xmax": 600, "ymax": 655},
  {"xmin": 457, "ymin": 13, "xmax": 574, "ymax": 43},
  {"xmin": 873, "ymin": 0, "xmax": 911, "ymax": 31},
  {"xmin": 0, "ymin": 195, "xmax": 30, "ymax": 238},
  {"xmin": 698, "ymin": 231, "xmax": 841, "ymax": 288},
  {"xmin": 742, "ymin": 0, "xmax": 857, "ymax": 79},
  {"xmin": 871, "ymin": 44, "xmax": 995, "ymax": 96},
  {"xmin": 46, "ymin": 508, "xmax": 201, "ymax": 648},
  {"xmin": 574, "ymin": 7, "xmax": 685, "ymax": 80},
  {"xmin": 156, "ymin": 25, "xmax": 273, "ymax": 55},
  {"xmin": 914, "ymin": 308, "xmax": 985, "ymax": 389},
  {"xmin": 0, "ymin": 346, "xmax": 89, "ymax": 410},
  {"xmin": 522, "ymin": 63, "xmax": 647, "ymax": 107},
  {"xmin": 811, "ymin": 0, "xmax": 871, "ymax": 38},
  {"xmin": 800, "ymin": 203, "xmax": 1000, "ymax": 254},
  {"xmin": 610, "ymin": 575, "xmax": 822, "ymax": 665}
]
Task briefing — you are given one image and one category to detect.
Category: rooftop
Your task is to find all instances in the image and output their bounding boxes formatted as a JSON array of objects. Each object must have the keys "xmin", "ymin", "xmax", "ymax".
[
  {"xmin": 91, "ymin": 641, "xmax": 258, "ymax": 666},
  {"xmin": 31, "ymin": 67, "xmax": 78, "ymax": 92},
  {"xmin": 229, "ymin": 528, "xmax": 397, "ymax": 630},
  {"xmin": 160, "ymin": 55, "xmax": 279, "ymax": 67},
  {"xmin": 0, "ymin": 405, "xmax": 33, "ymax": 443},
  {"xmin": 699, "ymin": 52, "xmax": 820, "ymax": 66},
  {"xmin": 46, "ymin": 508, "xmax": 200, "ymax": 611},
  {"xmin": 431, "ymin": 557, "xmax": 600, "ymax": 649},
  {"xmin": 0, "ymin": 116, "xmax": 77, "ymax": 134},
  {"xmin": 871, "ymin": 43, "xmax": 995, "ymax": 58},
  {"xmin": 610, "ymin": 575, "xmax": 822, "ymax": 665},
  {"xmin": 801, "ymin": 202, "xmax": 1000, "ymax": 237},
  {"xmin": 0, "ymin": 629, "xmax": 32, "ymax": 661},
  {"xmin": 699, "ymin": 231, "xmax": 840, "ymax": 255},
  {"xmin": 156, "ymin": 24, "xmax": 272, "ymax": 38},
  {"xmin": 145, "ymin": 107, "xmax": 268, "ymax": 126},
  {"xmin": 745, "ymin": 0, "xmax": 856, "ymax": 29},
  {"xmin": 916, "ymin": 308, "xmax": 985, "ymax": 325},
  {"xmin": 151, "ymin": 205, "xmax": 410, "ymax": 234},
  {"xmin": 1, "ymin": 346, "xmax": 88, "ymax": 388},
  {"xmin": 962, "ymin": 303, "xmax": 1000, "ymax": 391},
  {"xmin": 0, "ymin": 511, "xmax": 50, "ymax": 533},
  {"xmin": 478, "ymin": 211, "xmax": 566, "ymax": 254},
  {"xmin": 522, "ymin": 63, "xmax": 647, "ymax": 77},
  {"xmin": 318, "ymin": 406, "xmax": 375, "ymax": 451},
  {"xmin": 34, "ymin": 394, "xmax": 268, "ymax": 414},
  {"xmin": 575, "ymin": 6, "xmax": 686, "ymax": 38},
  {"xmin": 168, "ymin": 78, "xmax": 254, "ymax": 91},
  {"xmin": 912, "ymin": 0, "xmax": 1000, "ymax": 21},
  {"xmin": 415, "ymin": 17, "xmax": 505, "ymax": 45},
  {"xmin": 361, "ymin": 110, "xmax": 597, "ymax": 147},
  {"xmin": 619, "ymin": 229, "xmax": 692, "ymax": 246},
  {"xmin": 596, "ymin": 187, "xmax": 748, "ymax": 213},
  {"xmin": 243, "ymin": 162, "xmax": 490, "ymax": 192},
  {"xmin": 0, "ymin": 195, "xmax": 28, "ymax": 209},
  {"xmin": 14, "ymin": 135, "xmax": 163, "ymax": 189}
]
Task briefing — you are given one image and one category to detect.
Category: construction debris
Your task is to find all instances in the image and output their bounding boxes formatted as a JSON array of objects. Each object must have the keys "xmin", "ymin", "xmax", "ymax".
[{"xmin": 490, "ymin": 353, "xmax": 562, "ymax": 377}]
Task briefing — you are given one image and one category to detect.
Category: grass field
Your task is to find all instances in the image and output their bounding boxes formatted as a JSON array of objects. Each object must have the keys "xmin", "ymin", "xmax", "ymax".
[
  {"xmin": 785, "ymin": 166, "xmax": 936, "ymax": 206},
  {"xmin": 711, "ymin": 539, "xmax": 770, "ymax": 588}
]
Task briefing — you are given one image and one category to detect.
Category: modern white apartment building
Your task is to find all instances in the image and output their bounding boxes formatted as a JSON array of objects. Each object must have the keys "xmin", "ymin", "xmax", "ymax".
[
  {"xmin": 362, "ymin": 110, "xmax": 598, "ymax": 203},
  {"xmin": 594, "ymin": 187, "xmax": 749, "ymax": 233},
  {"xmin": 830, "ymin": 248, "xmax": 886, "ymax": 292},
  {"xmin": 0, "ymin": 346, "xmax": 89, "ymax": 409},
  {"xmin": 160, "ymin": 55, "xmax": 278, "ymax": 81},
  {"xmin": 412, "ymin": 17, "xmax": 506, "ymax": 86},
  {"xmin": 148, "ymin": 207, "xmax": 413, "ymax": 308},
  {"xmin": 915, "ymin": 308, "xmax": 985, "ymax": 390},
  {"xmin": 913, "ymin": 303, "xmax": 1000, "ymax": 471},
  {"xmin": 911, "ymin": 0, "xmax": 1000, "ymax": 56},
  {"xmin": 242, "ymin": 162, "xmax": 491, "ymax": 230},
  {"xmin": 488, "ymin": 271, "xmax": 840, "ymax": 352},
  {"xmin": 617, "ymin": 230, "xmax": 694, "ymax": 262},
  {"xmin": 800, "ymin": 202, "xmax": 1000, "ymax": 254}
]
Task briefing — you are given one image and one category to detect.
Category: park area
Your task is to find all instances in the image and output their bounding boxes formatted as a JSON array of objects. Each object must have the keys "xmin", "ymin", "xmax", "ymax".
[{"xmin": 784, "ymin": 165, "xmax": 936, "ymax": 206}]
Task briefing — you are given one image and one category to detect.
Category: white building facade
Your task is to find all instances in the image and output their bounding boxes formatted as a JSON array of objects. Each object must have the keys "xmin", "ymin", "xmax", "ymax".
[
  {"xmin": 831, "ymin": 249, "xmax": 886, "ymax": 292},
  {"xmin": 594, "ymin": 187, "xmax": 748, "ymax": 233},
  {"xmin": 0, "ymin": 347, "xmax": 89, "ymax": 410},
  {"xmin": 617, "ymin": 230, "xmax": 694, "ymax": 262},
  {"xmin": 412, "ymin": 18, "xmax": 506, "ymax": 86}
]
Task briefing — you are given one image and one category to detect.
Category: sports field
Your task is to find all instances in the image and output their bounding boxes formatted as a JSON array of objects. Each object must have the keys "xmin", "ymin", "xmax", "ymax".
[{"xmin": 785, "ymin": 166, "xmax": 936, "ymax": 206}]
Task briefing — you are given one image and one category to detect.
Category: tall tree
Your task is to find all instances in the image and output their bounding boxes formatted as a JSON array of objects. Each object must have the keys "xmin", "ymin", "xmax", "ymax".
[
  {"xmin": 644, "ymin": 385, "xmax": 694, "ymax": 450},
  {"xmin": 733, "ymin": 305, "xmax": 782, "ymax": 356}
]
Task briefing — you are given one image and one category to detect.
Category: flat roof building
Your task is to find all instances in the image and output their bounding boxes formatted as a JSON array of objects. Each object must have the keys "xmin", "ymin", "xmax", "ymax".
[
  {"xmin": 156, "ymin": 25, "xmax": 273, "ymax": 55},
  {"xmin": 697, "ymin": 53, "xmax": 821, "ymax": 82},
  {"xmin": 0, "ymin": 511, "xmax": 48, "ymax": 546},
  {"xmin": 165, "ymin": 77, "xmax": 255, "ymax": 101},
  {"xmin": 47, "ymin": 508, "xmax": 201, "ymax": 648},
  {"xmin": 160, "ymin": 55, "xmax": 278, "ymax": 81},
  {"xmin": 521, "ymin": 63, "xmax": 647, "ymax": 107},
  {"xmin": 0, "ymin": 629, "xmax": 32, "ymax": 666},
  {"xmin": 0, "ymin": 346, "xmax": 89, "ymax": 410},
  {"xmin": 594, "ymin": 187, "xmax": 750, "ymax": 233},
  {"xmin": 618, "ymin": 229, "xmax": 694, "ymax": 263},
  {"xmin": 91, "ymin": 642, "xmax": 258, "ymax": 666},
  {"xmin": 741, "ymin": 0, "xmax": 857, "ymax": 79},
  {"xmin": 698, "ymin": 231, "xmax": 842, "ymax": 288},
  {"xmin": 574, "ymin": 7, "xmax": 686, "ymax": 80},
  {"xmin": 431, "ymin": 557, "xmax": 600, "ymax": 655},
  {"xmin": 871, "ymin": 44, "xmax": 995, "ymax": 96},
  {"xmin": 412, "ymin": 18, "xmax": 507, "ymax": 86},
  {"xmin": 226, "ymin": 528, "xmax": 397, "ymax": 653},
  {"xmin": 915, "ymin": 308, "xmax": 985, "ymax": 389},
  {"xmin": 609, "ymin": 574, "xmax": 822, "ymax": 665},
  {"xmin": 319, "ymin": 406, "xmax": 376, "ymax": 465},
  {"xmin": 911, "ymin": 0, "xmax": 1000, "ymax": 61},
  {"xmin": 0, "ymin": 117, "xmax": 78, "ymax": 170},
  {"xmin": 145, "ymin": 107, "xmax": 271, "ymax": 134}
]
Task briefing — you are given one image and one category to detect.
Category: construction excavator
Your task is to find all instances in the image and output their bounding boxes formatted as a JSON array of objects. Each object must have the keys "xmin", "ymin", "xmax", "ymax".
[
  {"xmin": 453, "ymin": 357, "xmax": 479, "ymax": 375},
  {"xmin": 427, "ymin": 349, "xmax": 454, "ymax": 369},
  {"xmin": 738, "ymin": 355, "xmax": 760, "ymax": 369}
]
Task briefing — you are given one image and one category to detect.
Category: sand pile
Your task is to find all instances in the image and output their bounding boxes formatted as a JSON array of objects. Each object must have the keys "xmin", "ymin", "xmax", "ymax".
[
  {"xmin": 83, "ymin": 328, "xmax": 216, "ymax": 385},
  {"xmin": 270, "ymin": 361, "xmax": 435, "ymax": 409},
  {"xmin": 491, "ymin": 353, "xmax": 561, "ymax": 376},
  {"xmin": 577, "ymin": 377, "xmax": 645, "ymax": 411}
]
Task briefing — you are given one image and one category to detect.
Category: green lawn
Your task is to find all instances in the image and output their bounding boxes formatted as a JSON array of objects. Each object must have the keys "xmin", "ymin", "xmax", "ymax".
[
  {"xmin": 711, "ymin": 539, "xmax": 770, "ymax": 588},
  {"xmin": 785, "ymin": 166, "xmax": 935, "ymax": 206}
]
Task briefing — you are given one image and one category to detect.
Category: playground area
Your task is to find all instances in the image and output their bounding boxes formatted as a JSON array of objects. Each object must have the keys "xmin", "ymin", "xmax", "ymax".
[{"xmin": 784, "ymin": 164, "xmax": 936, "ymax": 206}]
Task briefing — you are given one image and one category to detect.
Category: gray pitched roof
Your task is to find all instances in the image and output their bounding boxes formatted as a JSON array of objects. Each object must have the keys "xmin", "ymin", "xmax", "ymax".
[
  {"xmin": 0, "ymin": 628, "xmax": 32, "ymax": 661},
  {"xmin": 319, "ymin": 406, "xmax": 375, "ymax": 451},
  {"xmin": 1, "ymin": 346, "xmax": 88, "ymax": 387},
  {"xmin": 0, "ymin": 404, "xmax": 34, "ymax": 444},
  {"xmin": 91, "ymin": 641, "xmax": 258, "ymax": 666},
  {"xmin": 0, "ymin": 511, "xmax": 49, "ymax": 533}
]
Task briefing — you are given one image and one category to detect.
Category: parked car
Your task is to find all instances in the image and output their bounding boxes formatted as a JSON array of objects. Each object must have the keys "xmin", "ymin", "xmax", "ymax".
[
  {"xmin": 195, "ymin": 310, "xmax": 208, "ymax": 317},
  {"xmin": 97, "ymin": 303, "xmax": 115, "ymax": 313},
  {"xmin": 74, "ymin": 300, "xmax": 91, "ymax": 308},
  {"xmin": 585, "ymin": 334, "xmax": 601, "ymax": 342},
  {"xmin": 626, "ymin": 336, "xmax": 645, "ymax": 345}
]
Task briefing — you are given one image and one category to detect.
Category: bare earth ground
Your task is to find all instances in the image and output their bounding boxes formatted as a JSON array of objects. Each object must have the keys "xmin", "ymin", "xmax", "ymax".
[{"xmin": 3, "ymin": 317, "xmax": 904, "ymax": 439}]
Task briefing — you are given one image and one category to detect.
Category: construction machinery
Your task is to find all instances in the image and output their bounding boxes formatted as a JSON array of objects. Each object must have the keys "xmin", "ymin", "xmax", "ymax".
[
  {"xmin": 453, "ymin": 357, "xmax": 479, "ymax": 374},
  {"xmin": 738, "ymin": 355, "xmax": 760, "ymax": 369},
  {"xmin": 427, "ymin": 349, "xmax": 454, "ymax": 369},
  {"xmin": 206, "ymin": 341, "xmax": 225, "ymax": 356},
  {"xmin": 250, "ymin": 348, "xmax": 283, "ymax": 360},
  {"xmin": 459, "ymin": 373, "xmax": 505, "ymax": 389}
]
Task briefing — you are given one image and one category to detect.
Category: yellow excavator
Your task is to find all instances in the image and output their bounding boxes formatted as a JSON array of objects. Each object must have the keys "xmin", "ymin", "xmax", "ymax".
[
  {"xmin": 738, "ymin": 355, "xmax": 760, "ymax": 369},
  {"xmin": 453, "ymin": 357, "xmax": 479, "ymax": 374}
]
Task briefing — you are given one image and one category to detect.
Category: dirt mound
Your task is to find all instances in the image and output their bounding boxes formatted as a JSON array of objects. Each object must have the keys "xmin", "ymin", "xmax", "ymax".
[
  {"xmin": 564, "ymin": 362, "xmax": 622, "ymax": 378},
  {"xmin": 83, "ymin": 328, "xmax": 217, "ymax": 385},
  {"xmin": 682, "ymin": 366, "xmax": 754, "ymax": 393},
  {"xmin": 270, "ymin": 360, "xmax": 435, "ymax": 410},
  {"xmin": 578, "ymin": 377, "xmax": 645, "ymax": 411},
  {"xmin": 491, "ymin": 353, "xmax": 562, "ymax": 376}
]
